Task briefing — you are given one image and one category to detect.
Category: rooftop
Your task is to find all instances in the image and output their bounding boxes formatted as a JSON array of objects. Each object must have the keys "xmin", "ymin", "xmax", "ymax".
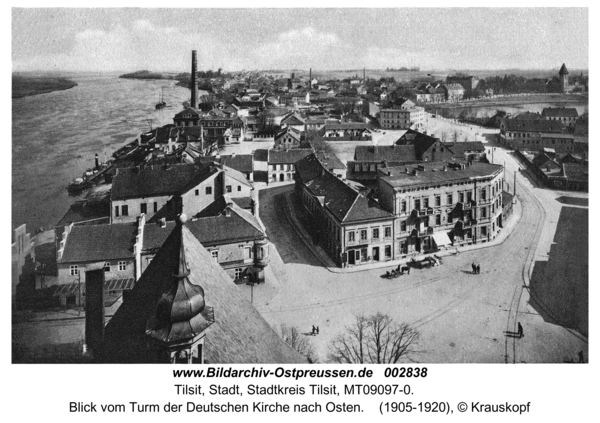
[
  {"xmin": 379, "ymin": 161, "xmax": 503, "ymax": 190},
  {"xmin": 59, "ymin": 222, "xmax": 137, "ymax": 263},
  {"xmin": 541, "ymin": 107, "xmax": 579, "ymax": 118},
  {"xmin": 354, "ymin": 145, "xmax": 417, "ymax": 163},
  {"xmin": 268, "ymin": 148, "xmax": 312, "ymax": 164}
]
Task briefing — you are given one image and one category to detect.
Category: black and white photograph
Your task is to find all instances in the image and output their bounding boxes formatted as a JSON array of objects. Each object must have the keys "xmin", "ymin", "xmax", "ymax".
[{"xmin": 7, "ymin": 4, "xmax": 594, "ymax": 419}]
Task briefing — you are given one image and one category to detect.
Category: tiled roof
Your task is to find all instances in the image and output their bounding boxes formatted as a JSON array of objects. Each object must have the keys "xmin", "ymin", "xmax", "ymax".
[
  {"xmin": 224, "ymin": 166, "xmax": 253, "ymax": 187},
  {"xmin": 314, "ymin": 150, "xmax": 346, "ymax": 170},
  {"xmin": 254, "ymin": 149, "xmax": 269, "ymax": 162},
  {"xmin": 102, "ymin": 225, "xmax": 304, "ymax": 363},
  {"xmin": 354, "ymin": 145, "xmax": 417, "ymax": 163},
  {"xmin": 174, "ymin": 107, "xmax": 201, "ymax": 118},
  {"xmin": 59, "ymin": 222, "xmax": 137, "ymax": 263},
  {"xmin": 294, "ymin": 153, "xmax": 326, "ymax": 184},
  {"xmin": 268, "ymin": 148, "xmax": 312, "ymax": 164},
  {"xmin": 443, "ymin": 83, "xmax": 465, "ymax": 91},
  {"xmin": 395, "ymin": 129, "xmax": 440, "ymax": 159},
  {"xmin": 143, "ymin": 221, "xmax": 176, "ymax": 254},
  {"xmin": 111, "ymin": 163, "xmax": 219, "ymax": 200},
  {"xmin": 542, "ymin": 107, "xmax": 579, "ymax": 118},
  {"xmin": 503, "ymin": 119, "xmax": 565, "ymax": 133}
]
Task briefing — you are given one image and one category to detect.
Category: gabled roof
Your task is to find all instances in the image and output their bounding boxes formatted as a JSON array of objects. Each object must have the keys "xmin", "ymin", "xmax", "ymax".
[
  {"xmin": 323, "ymin": 122, "xmax": 368, "ymax": 131},
  {"xmin": 268, "ymin": 148, "xmax": 312, "ymax": 164},
  {"xmin": 295, "ymin": 153, "xmax": 326, "ymax": 184},
  {"xmin": 395, "ymin": 129, "xmax": 441, "ymax": 159},
  {"xmin": 224, "ymin": 166, "xmax": 253, "ymax": 187},
  {"xmin": 254, "ymin": 149, "xmax": 269, "ymax": 162},
  {"xmin": 59, "ymin": 222, "xmax": 137, "ymax": 263},
  {"xmin": 102, "ymin": 224, "xmax": 304, "ymax": 363},
  {"xmin": 111, "ymin": 163, "xmax": 219, "ymax": 201},
  {"xmin": 354, "ymin": 145, "xmax": 417, "ymax": 163},
  {"xmin": 532, "ymin": 153, "xmax": 559, "ymax": 169},
  {"xmin": 281, "ymin": 114, "xmax": 305, "ymax": 126},
  {"xmin": 541, "ymin": 107, "xmax": 579, "ymax": 118},
  {"xmin": 188, "ymin": 197, "xmax": 264, "ymax": 246},
  {"xmin": 562, "ymin": 162, "xmax": 588, "ymax": 182},
  {"xmin": 219, "ymin": 154, "xmax": 253, "ymax": 174},
  {"xmin": 314, "ymin": 149, "xmax": 346, "ymax": 171},
  {"xmin": 174, "ymin": 107, "xmax": 201, "ymax": 118}
]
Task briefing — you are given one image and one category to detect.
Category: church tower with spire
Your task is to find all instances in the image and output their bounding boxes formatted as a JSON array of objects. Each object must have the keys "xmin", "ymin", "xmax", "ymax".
[{"xmin": 559, "ymin": 63, "xmax": 569, "ymax": 93}]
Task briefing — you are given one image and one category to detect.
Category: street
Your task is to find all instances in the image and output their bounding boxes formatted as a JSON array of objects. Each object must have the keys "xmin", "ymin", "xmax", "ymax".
[{"xmin": 246, "ymin": 138, "xmax": 588, "ymax": 363}]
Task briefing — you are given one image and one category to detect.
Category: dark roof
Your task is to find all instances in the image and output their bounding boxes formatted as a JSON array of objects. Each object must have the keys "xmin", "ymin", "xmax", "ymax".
[
  {"xmin": 103, "ymin": 225, "xmax": 304, "ymax": 363},
  {"xmin": 232, "ymin": 196, "xmax": 254, "ymax": 210},
  {"xmin": 220, "ymin": 154, "xmax": 253, "ymax": 174},
  {"xmin": 304, "ymin": 171, "xmax": 392, "ymax": 223},
  {"xmin": 59, "ymin": 222, "xmax": 137, "ymax": 263},
  {"xmin": 268, "ymin": 148, "xmax": 312, "ymax": 164},
  {"xmin": 379, "ymin": 162, "xmax": 503, "ymax": 189},
  {"xmin": 174, "ymin": 107, "xmax": 201, "ymax": 118},
  {"xmin": 111, "ymin": 163, "xmax": 219, "ymax": 200},
  {"xmin": 143, "ymin": 221, "xmax": 176, "ymax": 254},
  {"xmin": 531, "ymin": 153, "xmax": 556, "ymax": 168},
  {"xmin": 559, "ymin": 63, "xmax": 569, "ymax": 75},
  {"xmin": 295, "ymin": 153, "xmax": 326, "ymax": 184},
  {"xmin": 354, "ymin": 145, "xmax": 417, "ymax": 163},
  {"xmin": 541, "ymin": 107, "xmax": 579, "ymax": 118},
  {"xmin": 503, "ymin": 119, "xmax": 565, "ymax": 134},
  {"xmin": 187, "ymin": 207, "xmax": 264, "ymax": 246},
  {"xmin": 254, "ymin": 149, "xmax": 269, "ymax": 162},
  {"xmin": 395, "ymin": 129, "xmax": 440, "ymax": 159},
  {"xmin": 446, "ymin": 141, "xmax": 486, "ymax": 157},
  {"xmin": 562, "ymin": 163, "xmax": 588, "ymax": 182},
  {"xmin": 314, "ymin": 150, "xmax": 346, "ymax": 170}
]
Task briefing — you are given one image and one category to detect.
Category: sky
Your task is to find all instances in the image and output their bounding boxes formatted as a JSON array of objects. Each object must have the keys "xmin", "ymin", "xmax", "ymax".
[{"xmin": 12, "ymin": 8, "xmax": 589, "ymax": 73}]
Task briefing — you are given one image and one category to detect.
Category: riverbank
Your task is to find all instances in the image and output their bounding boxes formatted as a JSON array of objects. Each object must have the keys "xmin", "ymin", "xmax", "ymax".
[
  {"xmin": 424, "ymin": 93, "xmax": 588, "ymax": 111},
  {"xmin": 12, "ymin": 76, "xmax": 78, "ymax": 98}
]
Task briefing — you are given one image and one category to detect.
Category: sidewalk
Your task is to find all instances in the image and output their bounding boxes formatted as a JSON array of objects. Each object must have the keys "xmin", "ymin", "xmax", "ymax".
[{"xmin": 280, "ymin": 191, "xmax": 523, "ymax": 274}]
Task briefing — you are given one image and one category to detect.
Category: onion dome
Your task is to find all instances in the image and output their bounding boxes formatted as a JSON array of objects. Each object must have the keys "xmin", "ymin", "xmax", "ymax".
[{"xmin": 146, "ymin": 214, "xmax": 214, "ymax": 345}]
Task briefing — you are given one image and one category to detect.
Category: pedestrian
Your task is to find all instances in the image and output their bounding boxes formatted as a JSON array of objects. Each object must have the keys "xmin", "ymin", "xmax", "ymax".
[
  {"xmin": 517, "ymin": 322, "xmax": 524, "ymax": 338},
  {"xmin": 472, "ymin": 263, "xmax": 476, "ymax": 274},
  {"xmin": 312, "ymin": 325, "xmax": 316, "ymax": 336},
  {"xmin": 578, "ymin": 350, "xmax": 584, "ymax": 363},
  {"xmin": 476, "ymin": 264, "xmax": 480, "ymax": 274},
  {"xmin": 316, "ymin": 326, "xmax": 320, "ymax": 335}
]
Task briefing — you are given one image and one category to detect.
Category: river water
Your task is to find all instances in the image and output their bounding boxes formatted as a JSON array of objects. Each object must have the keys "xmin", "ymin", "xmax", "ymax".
[
  {"xmin": 12, "ymin": 74, "xmax": 191, "ymax": 232},
  {"xmin": 437, "ymin": 101, "xmax": 588, "ymax": 119}
]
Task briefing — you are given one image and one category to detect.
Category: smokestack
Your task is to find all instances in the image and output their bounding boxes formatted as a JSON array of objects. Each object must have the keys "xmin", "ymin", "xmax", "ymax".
[
  {"xmin": 191, "ymin": 50, "xmax": 198, "ymax": 109},
  {"xmin": 364, "ymin": 67, "xmax": 366, "ymax": 82},
  {"xmin": 95, "ymin": 153, "xmax": 99, "ymax": 169},
  {"xmin": 85, "ymin": 269, "xmax": 105, "ymax": 355},
  {"xmin": 310, "ymin": 68, "xmax": 312, "ymax": 85}
]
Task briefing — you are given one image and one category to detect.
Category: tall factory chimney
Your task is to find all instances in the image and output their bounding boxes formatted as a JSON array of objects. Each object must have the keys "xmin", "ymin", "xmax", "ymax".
[
  {"xmin": 191, "ymin": 50, "xmax": 198, "ymax": 109},
  {"xmin": 309, "ymin": 68, "xmax": 312, "ymax": 85},
  {"xmin": 363, "ymin": 67, "xmax": 366, "ymax": 82}
]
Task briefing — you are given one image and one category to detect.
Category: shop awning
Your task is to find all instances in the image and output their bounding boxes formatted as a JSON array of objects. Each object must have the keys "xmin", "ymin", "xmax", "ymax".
[{"xmin": 432, "ymin": 231, "xmax": 452, "ymax": 247}]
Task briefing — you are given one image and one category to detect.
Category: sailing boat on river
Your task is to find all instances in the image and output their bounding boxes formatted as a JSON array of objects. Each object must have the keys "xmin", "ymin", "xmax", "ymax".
[{"xmin": 155, "ymin": 87, "xmax": 167, "ymax": 109}]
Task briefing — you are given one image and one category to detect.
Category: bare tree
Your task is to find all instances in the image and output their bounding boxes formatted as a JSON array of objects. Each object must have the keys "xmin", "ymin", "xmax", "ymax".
[
  {"xmin": 328, "ymin": 313, "xmax": 420, "ymax": 364},
  {"xmin": 279, "ymin": 324, "xmax": 318, "ymax": 363}
]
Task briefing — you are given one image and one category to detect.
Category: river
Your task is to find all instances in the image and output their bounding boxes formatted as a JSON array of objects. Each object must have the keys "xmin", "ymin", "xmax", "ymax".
[
  {"xmin": 12, "ymin": 73, "xmax": 191, "ymax": 232},
  {"xmin": 434, "ymin": 101, "xmax": 588, "ymax": 119}
]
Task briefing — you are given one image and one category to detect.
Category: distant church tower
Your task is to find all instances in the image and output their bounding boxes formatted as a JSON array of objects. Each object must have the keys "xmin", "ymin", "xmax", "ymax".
[{"xmin": 559, "ymin": 63, "xmax": 569, "ymax": 93}]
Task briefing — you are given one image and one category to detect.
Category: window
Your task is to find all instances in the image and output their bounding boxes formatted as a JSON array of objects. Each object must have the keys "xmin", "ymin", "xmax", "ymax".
[
  {"xmin": 70, "ymin": 265, "xmax": 79, "ymax": 276},
  {"xmin": 104, "ymin": 262, "xmax": 110, "ymax": 272},
  {"xmin": 481, "ymin": 188, "xmax": 487, "ymax": 201},
  {"xmin": 481, "ymin": 207, "xmax": 487, "ymax": 218},
  {"xmin": 384, "ymin": 226, "xmax": 392, "ymax": 238},
  {"xmin": 415, "ymin": 199, "xmax": 421, "ymax": 210},
  {"xmin": 122, "ymin": 205, "xmax": 129, "ymax": 216},
  {"xmin": 205, "ymin": 186, "xmax": 212, "ymax": 195},
  {"xmin": 401, "ymin": 220, "xmax": 407, "ymax": 231},
  {"xmin": 481, "ymin": 226, "xmax": 488, "ymax": 237},
  {"xmin": 154, "ymin": 202, "xmax": 158, "ymax": 213},
  {"xmin": 372, "ymin": 228, "xmax": 380, "ymax": 240},
  {"xmin": 244, "ymin": 247, "xmax": 252, "ymax": 259},
  {"xmin": 447, "ymin": 193, "xmax": 453, "ymax": 205},
  {"xmin": 459, "ymin": 192, "xmax": 465, "ymax": 203},
  {"xmin": 115, "ymin": 206, "xmax": 120, "ymax": 217},
  {"xmin": 385, "ymin": 245, "xmax": 392, "ymax": 258},
  {"xmin": 467, "ymin": 191, "xmax": 472, "ymax": 203},
  {"xmin": 226, "ymin": 185, "xmax": 232, "ymax": 193},
  {"xmin": 234, "ymin": 268, "xmax": 243, "ymax": 280},
  {"xmin": 401, "ymin": 200, "xmax": 407, "ymax": 212},
  {"xmin": 424, "ymin": 197, "xmax": 429, "ymax": 208},
  {"xmin": 348, "ymin": 232, "xmax": 355, "ymax": 242},
  {"xmin": 211, "ymin": 250, "xmax": 219, "ymax": 261},
  {"xmin": 195, "ymin": 189, "xmax": 199, "ymax": 196},
  {"xmin": 360, "ymin": 229, "xmax": 368, "ymax": 241},
  {"xmin": 435, "ymin": 196, "xmax": 441, "ymax": 207},
  {"xmin": 118, "ymin": 261, "xmax": 127, "ymax": 271},
  {"xmin": 140, "ymin": 203, "xmax": 147, "ymax": 214},
  {"xmin": 237, "ymin": 185, "xmax": 242, "ymax": 192},
  {"xmin": 436, "ymin": 214, "xmax": 441, "ymax": 225}
]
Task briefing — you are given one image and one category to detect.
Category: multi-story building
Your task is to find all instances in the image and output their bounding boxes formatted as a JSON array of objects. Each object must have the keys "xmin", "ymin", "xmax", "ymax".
[
  {"xmin": 267, "ymin": 149, "xmax": 312, "ymax": 183},
  {"xmin": 442, "ymin": 83, "xmax": 465, "ymax": 102},
  {"xmin": 295, "ymin": 154, "xmax": 395, "ymax": 267},
  {"xmin": 379, "ymin": 98, "xmax": 425, "ymax": 129},
  {"xmin": 446, "ymin": 75, "xmax": 479, "ymax": 91},
  {"xmin": 499, "ymin": 118, "xmax": 575, "ymax": 153},
  {"xmin": 377, "ymin": 161, "xmax": 504, "ymax": 255},
  {"xmin": 541, "ymin": 107, "xmax": 579, "ymax": 128},
  {"xmin": 110, "ymin": 162, "xmax": 253, "ymax": 224}
]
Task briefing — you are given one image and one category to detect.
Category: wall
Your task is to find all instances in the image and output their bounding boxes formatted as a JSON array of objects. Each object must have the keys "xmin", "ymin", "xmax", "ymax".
[
  {"xmin": 111, "ymin": 196, "xmax": 169, "ymax": 224},
  {"xmin": 56, "ymin": 259, "xmax": 135, "ymax": 286}
]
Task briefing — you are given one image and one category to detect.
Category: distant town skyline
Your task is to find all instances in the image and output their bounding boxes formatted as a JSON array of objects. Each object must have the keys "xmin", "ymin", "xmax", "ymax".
[{"xmin": 12, "ymin": 8, "xmax": 588, "ymax": 73}]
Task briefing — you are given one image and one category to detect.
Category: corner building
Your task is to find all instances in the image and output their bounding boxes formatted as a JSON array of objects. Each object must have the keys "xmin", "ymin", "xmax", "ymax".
[{"xmin": 377, "ymin": 161, "xmax": 505, "ymax": 255}]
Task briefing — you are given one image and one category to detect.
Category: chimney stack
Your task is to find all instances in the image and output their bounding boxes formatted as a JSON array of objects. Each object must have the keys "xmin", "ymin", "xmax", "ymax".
[
  {"xmin": 85, "ymin": 269, "xmax": 105, "ymax": 356},
  {"xmin": 95, "ymin": 153, "xmax": 99, "ymax": 169},
  {"xmin": 191, "ymin": 50, "xmax": 198, "ymax": 109}
]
